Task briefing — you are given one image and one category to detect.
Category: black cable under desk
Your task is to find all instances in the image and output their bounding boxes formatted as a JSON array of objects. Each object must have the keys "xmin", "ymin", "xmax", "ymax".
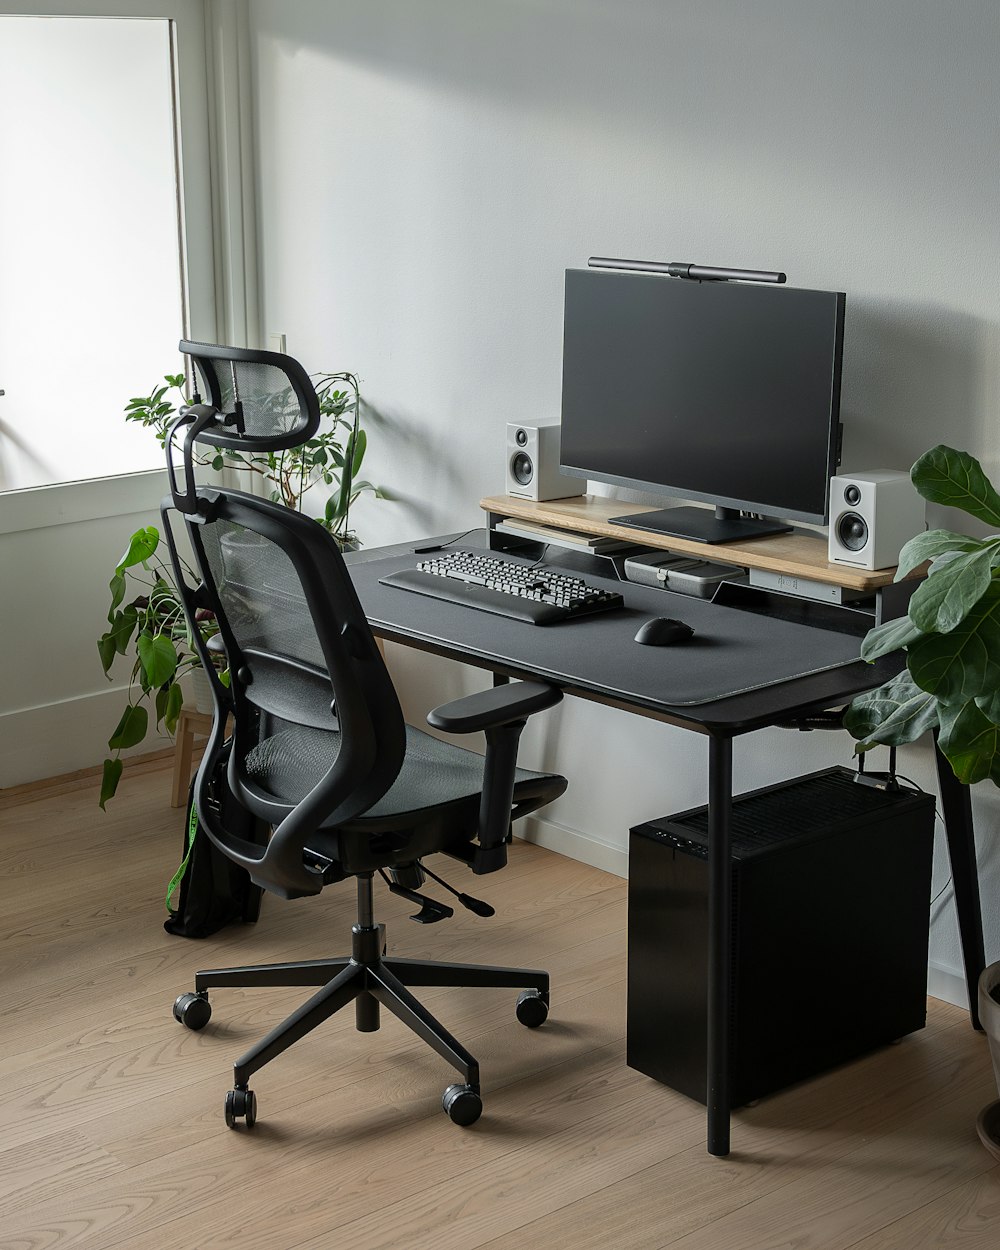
[{"xmin": 345, "ymin": 533, "xmax": 984, "ymax": 1157}]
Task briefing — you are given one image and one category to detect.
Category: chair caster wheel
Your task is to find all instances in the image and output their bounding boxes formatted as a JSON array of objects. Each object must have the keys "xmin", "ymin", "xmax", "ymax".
[
  {"xmin": 442, "ymin": 1083, "xmax": 482, "ymax": 1127},
  {"xmin": 515, "ymin": 988, "xmax": 548, "ymax": 1028},
  {"xmin": 173, "ymin": 991, "xmax": 211, "ymax": 1031},
  {"xmin": 225, "ymin": 1087, "xmax": 257, "ymax": 1129}
]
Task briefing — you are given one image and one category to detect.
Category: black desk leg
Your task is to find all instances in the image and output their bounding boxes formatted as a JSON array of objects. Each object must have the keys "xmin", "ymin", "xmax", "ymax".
[
  {"xmin": 706, "ymin": 734, "xmax": 733, "ymax": 1156},
  {"xmin": 934, "ymin": 736, "xmax": 986, "ymax": 1030}
]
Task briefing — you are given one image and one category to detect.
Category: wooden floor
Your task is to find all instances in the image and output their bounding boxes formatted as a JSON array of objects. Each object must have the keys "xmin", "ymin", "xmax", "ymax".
[{"xmin": 2, "ymin": 763, "xmax": 999, "ymax": 1250}]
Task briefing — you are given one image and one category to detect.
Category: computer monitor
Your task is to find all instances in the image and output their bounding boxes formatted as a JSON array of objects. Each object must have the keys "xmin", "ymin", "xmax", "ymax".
[{"xmin": 558, "ymin": 267, "xmax": 845, "ymax": 544}]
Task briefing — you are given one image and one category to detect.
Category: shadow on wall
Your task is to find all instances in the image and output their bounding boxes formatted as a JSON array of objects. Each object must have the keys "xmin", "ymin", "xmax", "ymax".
[
  {"xmin": 362, "ymin": 397, "xmax": 470, "ymax": 536},
  {"xmin": 841, "ymin": 298, "xmax": 998, "ymax": 534},
  {"xmin": 0, "ymin": 417, "xmax": 58, "ymax": 491}
]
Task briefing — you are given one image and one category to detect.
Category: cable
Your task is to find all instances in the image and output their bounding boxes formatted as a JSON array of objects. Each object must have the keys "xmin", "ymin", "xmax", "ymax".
[
  {"xmin": 412, "ymin": 526, "xmax": 481, "ymax": 554},
  {"xmin": 930, "ymin": 876, "xmax": 953, "ymax": 909}
]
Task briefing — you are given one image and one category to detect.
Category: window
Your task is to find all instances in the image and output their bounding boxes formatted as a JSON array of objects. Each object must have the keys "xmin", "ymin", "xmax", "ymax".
[{"xmin": 0, "ymin": 14, "xmax": 186, "ymax": 490}]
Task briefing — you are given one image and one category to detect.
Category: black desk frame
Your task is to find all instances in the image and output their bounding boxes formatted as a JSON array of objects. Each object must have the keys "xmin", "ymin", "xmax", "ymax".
[{"xmin": 346, "ymin": 537, "xmax": 985, "ymax": 1157}]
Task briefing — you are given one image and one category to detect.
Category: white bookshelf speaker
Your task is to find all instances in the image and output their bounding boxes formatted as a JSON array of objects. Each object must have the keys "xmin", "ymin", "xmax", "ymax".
[
  {"xmin": 828, "ymin": 470, "xmax": 926, "ymax": 570},
  {"xmin": 505, "ymin": 421, "xmax": 584, "ymax": 501}
]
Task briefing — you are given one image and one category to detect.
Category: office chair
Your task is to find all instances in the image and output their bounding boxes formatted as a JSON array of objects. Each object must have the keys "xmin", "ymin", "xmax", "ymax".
[{"xmin": 163, "ymin": 341, "xmax": 567, "ymax": 1129}]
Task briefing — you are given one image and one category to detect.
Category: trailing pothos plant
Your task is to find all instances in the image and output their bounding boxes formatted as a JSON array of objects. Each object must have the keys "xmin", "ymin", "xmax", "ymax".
[
  {"xmin": 98, "ymin": 526, "xmax": 225, "ymax": 808},
  {"xmin": 845, "ymin": 445, "xmax": 1000, "ymax": 786}
]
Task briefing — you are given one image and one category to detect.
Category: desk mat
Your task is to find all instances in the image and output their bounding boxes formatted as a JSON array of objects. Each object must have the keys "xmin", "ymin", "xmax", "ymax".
[{"xmin": 353, "ymin": 548, "xmax": 865, "ymax": 708}]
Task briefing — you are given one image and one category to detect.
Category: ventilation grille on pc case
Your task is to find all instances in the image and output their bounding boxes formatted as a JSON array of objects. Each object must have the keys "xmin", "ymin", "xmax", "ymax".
[{"xmin": 660, "ymin": 767, "xmax": 928, "ymax": 859}]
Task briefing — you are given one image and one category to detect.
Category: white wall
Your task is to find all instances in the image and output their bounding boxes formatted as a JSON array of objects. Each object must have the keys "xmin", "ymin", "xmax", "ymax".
[
  {"xmin": 0, "ymin": 475, "xmax": 173, "ymax": 786},
  {"xmin": 241, "ymin": 0, "xmax": 1000, "ymax": 1001}
]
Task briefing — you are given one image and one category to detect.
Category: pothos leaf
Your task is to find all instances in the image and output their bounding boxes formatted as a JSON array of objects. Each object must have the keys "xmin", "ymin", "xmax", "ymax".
[
  {"xmin": 108, "ymin": 704, "xmax": 148, "ymax": 751},
  {"xmin": 137, "ymin": 632, "xmax": 178, "ymax": 688},
  {"xmin": 164, "ymin": 681, "xmax": 184, "ymax": 734},
  {"xmin": 116, "ymin": 527, "xmax": 159, "ymax": 573},
  {"xmin": 99, "ymin": 758, "xmax": 124, "ymax": 810}
]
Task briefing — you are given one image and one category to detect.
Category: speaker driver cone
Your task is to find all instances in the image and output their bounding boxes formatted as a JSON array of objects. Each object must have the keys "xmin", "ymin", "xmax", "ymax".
[
  {"xmin": 511, "ymin": 451, "xmax": 533, "ymax": 486},
  {"xmin": 837, "ymin": 512, "xmax": 868, "ymax": 552}
]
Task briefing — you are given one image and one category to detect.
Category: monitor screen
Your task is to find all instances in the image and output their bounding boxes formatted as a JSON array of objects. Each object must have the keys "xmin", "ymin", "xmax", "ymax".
[{"xmin": 559, "ymin": 268, "xmax": 845, "ymax": 542}]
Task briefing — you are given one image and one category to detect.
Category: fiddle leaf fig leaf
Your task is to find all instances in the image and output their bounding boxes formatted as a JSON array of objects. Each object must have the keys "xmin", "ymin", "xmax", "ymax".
[
  {"xmin": 907, "ymin": 544, "xmax": 998, "ymax": 633},
  {"xmin": 844, "ymin": 669, "xmax": 938, "ymax": 749},
  {"xmin": 907, "ymin": 580, "xmax": 1000, "ymax": 702},
  {"xmin": 108, "ymin": 704, "xmax": 148, "ymax": 751},
  {"xmin": 937, "ymin": 698, "xmax": 1000, "ymax": 786},
  {"xmin": 116, "ymin": 526, "xmax": 160, "ymax": 573},
  {"xmin": 911, "ymin": 445, "xmax": 1000, "ymax": 527},
  {"xmin": 99, "ymin": 758, "xmax": 124, "ymax": 810},
  {"xmin": 894, "ymin": 529, "xmax": 984, "ymax": 582},
  {"xmin": 859, "ymin": 613, "xmax": 926, "ymax": 662},
  {"xmin": 137, "ymin": 632, "xmax": 178, "ymax": 688},
  {"xmin": 976, "ymin": 689, "xmax": 1000, "ymax": 726}
]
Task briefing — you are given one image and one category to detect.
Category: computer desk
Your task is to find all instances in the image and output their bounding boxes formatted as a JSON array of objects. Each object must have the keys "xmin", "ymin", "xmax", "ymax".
[{"xmin": 344, "ymin": 532, "xmax": 985, "ymax": 1158}]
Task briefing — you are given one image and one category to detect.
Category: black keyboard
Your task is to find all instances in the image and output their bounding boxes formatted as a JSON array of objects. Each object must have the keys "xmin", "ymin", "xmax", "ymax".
[{"xmin": 379, "ymin": 551, "xmax": 624, "ymax": 625}]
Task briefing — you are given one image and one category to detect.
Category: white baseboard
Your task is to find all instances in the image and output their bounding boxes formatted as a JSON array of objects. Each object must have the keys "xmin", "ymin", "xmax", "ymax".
[
  {"xmin": 927, "ymin": 960, "xmax": 971, "ymax": 1011},
  {"xmin": 0, "ymin": 686, "xmax": 175, "ymax": 788},
  {"xmin": 518, "ymin": 814, "xmax": 628, "ymax": 878}
]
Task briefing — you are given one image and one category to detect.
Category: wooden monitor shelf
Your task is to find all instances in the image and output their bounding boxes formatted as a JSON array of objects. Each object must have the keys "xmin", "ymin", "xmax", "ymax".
[{"xmin": 480, "ymin": 494, "xmax": 906, "ymax": 593}]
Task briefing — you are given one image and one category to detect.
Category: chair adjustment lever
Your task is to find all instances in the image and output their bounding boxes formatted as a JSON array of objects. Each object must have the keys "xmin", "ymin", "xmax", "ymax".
[
  {"xmin": 420, "ymin": 862, "xmax": 496, "ymax": 918},
  {"xmin": 379, "ymin": 872, "xmax": 454, "ymax": 923}
]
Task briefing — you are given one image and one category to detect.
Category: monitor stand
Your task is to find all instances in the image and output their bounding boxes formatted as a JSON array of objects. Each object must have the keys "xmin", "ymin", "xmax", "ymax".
[{"xmin": 609, "ymin": 505, "xmax": 793, "ymax": 545}]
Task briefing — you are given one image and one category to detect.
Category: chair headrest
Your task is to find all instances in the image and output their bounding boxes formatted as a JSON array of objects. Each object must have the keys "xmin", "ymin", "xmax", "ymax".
[{"xmin": 179, "ymin": 340, "xmax": 321, "ymax": 452}]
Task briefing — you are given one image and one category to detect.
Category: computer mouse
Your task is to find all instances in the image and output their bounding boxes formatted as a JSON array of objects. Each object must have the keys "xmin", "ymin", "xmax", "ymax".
[{"xmin": 634, "ymin": 617, "xmax": 695, "ymax": 646}]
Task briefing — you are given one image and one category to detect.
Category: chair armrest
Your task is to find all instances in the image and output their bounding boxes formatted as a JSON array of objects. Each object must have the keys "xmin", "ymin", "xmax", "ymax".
[
  {"xmin": 426, "ymin": 681, "xmax": 562, "ymax": 735},
  {"xmin": 429, "ymin": 681, "xmax": 563, "ymax": 876}
]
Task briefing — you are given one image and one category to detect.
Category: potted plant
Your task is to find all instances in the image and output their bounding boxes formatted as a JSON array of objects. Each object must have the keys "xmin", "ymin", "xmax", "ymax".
[
  {"xmin": 97, "ymin": 526, "xmax": 221, "ymax": 808},
  {"xmin": 100, "ymin": 367, "xmax": 383, "ymax": 805},
  {"xmin": 844, "ymin": 443, "xmax": 1000, "ymax": 1155},
  {"xmin": 125, "ymin": 370, "xmax": 382, "ymax": 547}
]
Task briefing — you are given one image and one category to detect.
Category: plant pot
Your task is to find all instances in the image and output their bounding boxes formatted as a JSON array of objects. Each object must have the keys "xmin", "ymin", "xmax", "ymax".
[
  {"xmin": 190, "ymin": 665, "xmax": 215, "ymax": 715},
  {"xmin": 219, "ymin": 528, "xmax": 270, "ymax": 586},
  {"xmin": 976, "ymin": 962, "xmax": 1000, "ymax": 1160}
]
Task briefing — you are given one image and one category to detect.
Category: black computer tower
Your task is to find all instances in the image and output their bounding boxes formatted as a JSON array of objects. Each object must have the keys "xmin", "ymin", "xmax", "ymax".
[{"xmin": 626, "ymin": 766, "xmax": 935, "ymax": 1105}]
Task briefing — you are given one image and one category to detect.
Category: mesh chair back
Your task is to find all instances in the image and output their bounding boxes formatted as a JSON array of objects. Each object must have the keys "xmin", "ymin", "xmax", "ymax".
[
  {"xmin": 192, "ymin": 492, "xmax": 406, "ymax": 831},
  {"xmin": 180, "ymin": 339, "xmax": 320, "ymax": 452}
]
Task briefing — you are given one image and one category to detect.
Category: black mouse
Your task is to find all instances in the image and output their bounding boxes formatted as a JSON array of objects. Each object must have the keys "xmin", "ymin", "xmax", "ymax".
[{"xmin": 634, "ymin": 616, "xmax": 695, "ymax": 646}]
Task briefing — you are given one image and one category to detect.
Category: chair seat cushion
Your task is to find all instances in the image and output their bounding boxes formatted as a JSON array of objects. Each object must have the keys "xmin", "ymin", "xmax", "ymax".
[
  {"xmin": 364, "ymin": 725, "xmax": 554, "ymax": 821},
  {"xmin": 244, "ymin": 722, "xmax": 560, "ymax": 825}
]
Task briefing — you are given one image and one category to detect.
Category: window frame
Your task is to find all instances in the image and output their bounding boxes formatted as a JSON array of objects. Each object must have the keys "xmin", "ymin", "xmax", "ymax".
[{"xmin": 0, "ymin": 0, "xmax": 220, "ymax": 532}]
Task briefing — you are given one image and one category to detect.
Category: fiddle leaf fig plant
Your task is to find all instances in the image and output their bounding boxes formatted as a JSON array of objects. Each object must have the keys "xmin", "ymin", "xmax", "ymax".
[
  {"xmin": 845, "ymin": 445, "xmax": 1000, "ymax": 786},
  {"xmin": 124, "ymin": 369, "xmax": 383, "ymax": 547}
]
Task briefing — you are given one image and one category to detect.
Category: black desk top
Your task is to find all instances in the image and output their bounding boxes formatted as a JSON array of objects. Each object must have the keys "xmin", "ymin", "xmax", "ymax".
[{"xmin": 346, "ymin": 536, "xmax": 900, "ymax": 736}]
